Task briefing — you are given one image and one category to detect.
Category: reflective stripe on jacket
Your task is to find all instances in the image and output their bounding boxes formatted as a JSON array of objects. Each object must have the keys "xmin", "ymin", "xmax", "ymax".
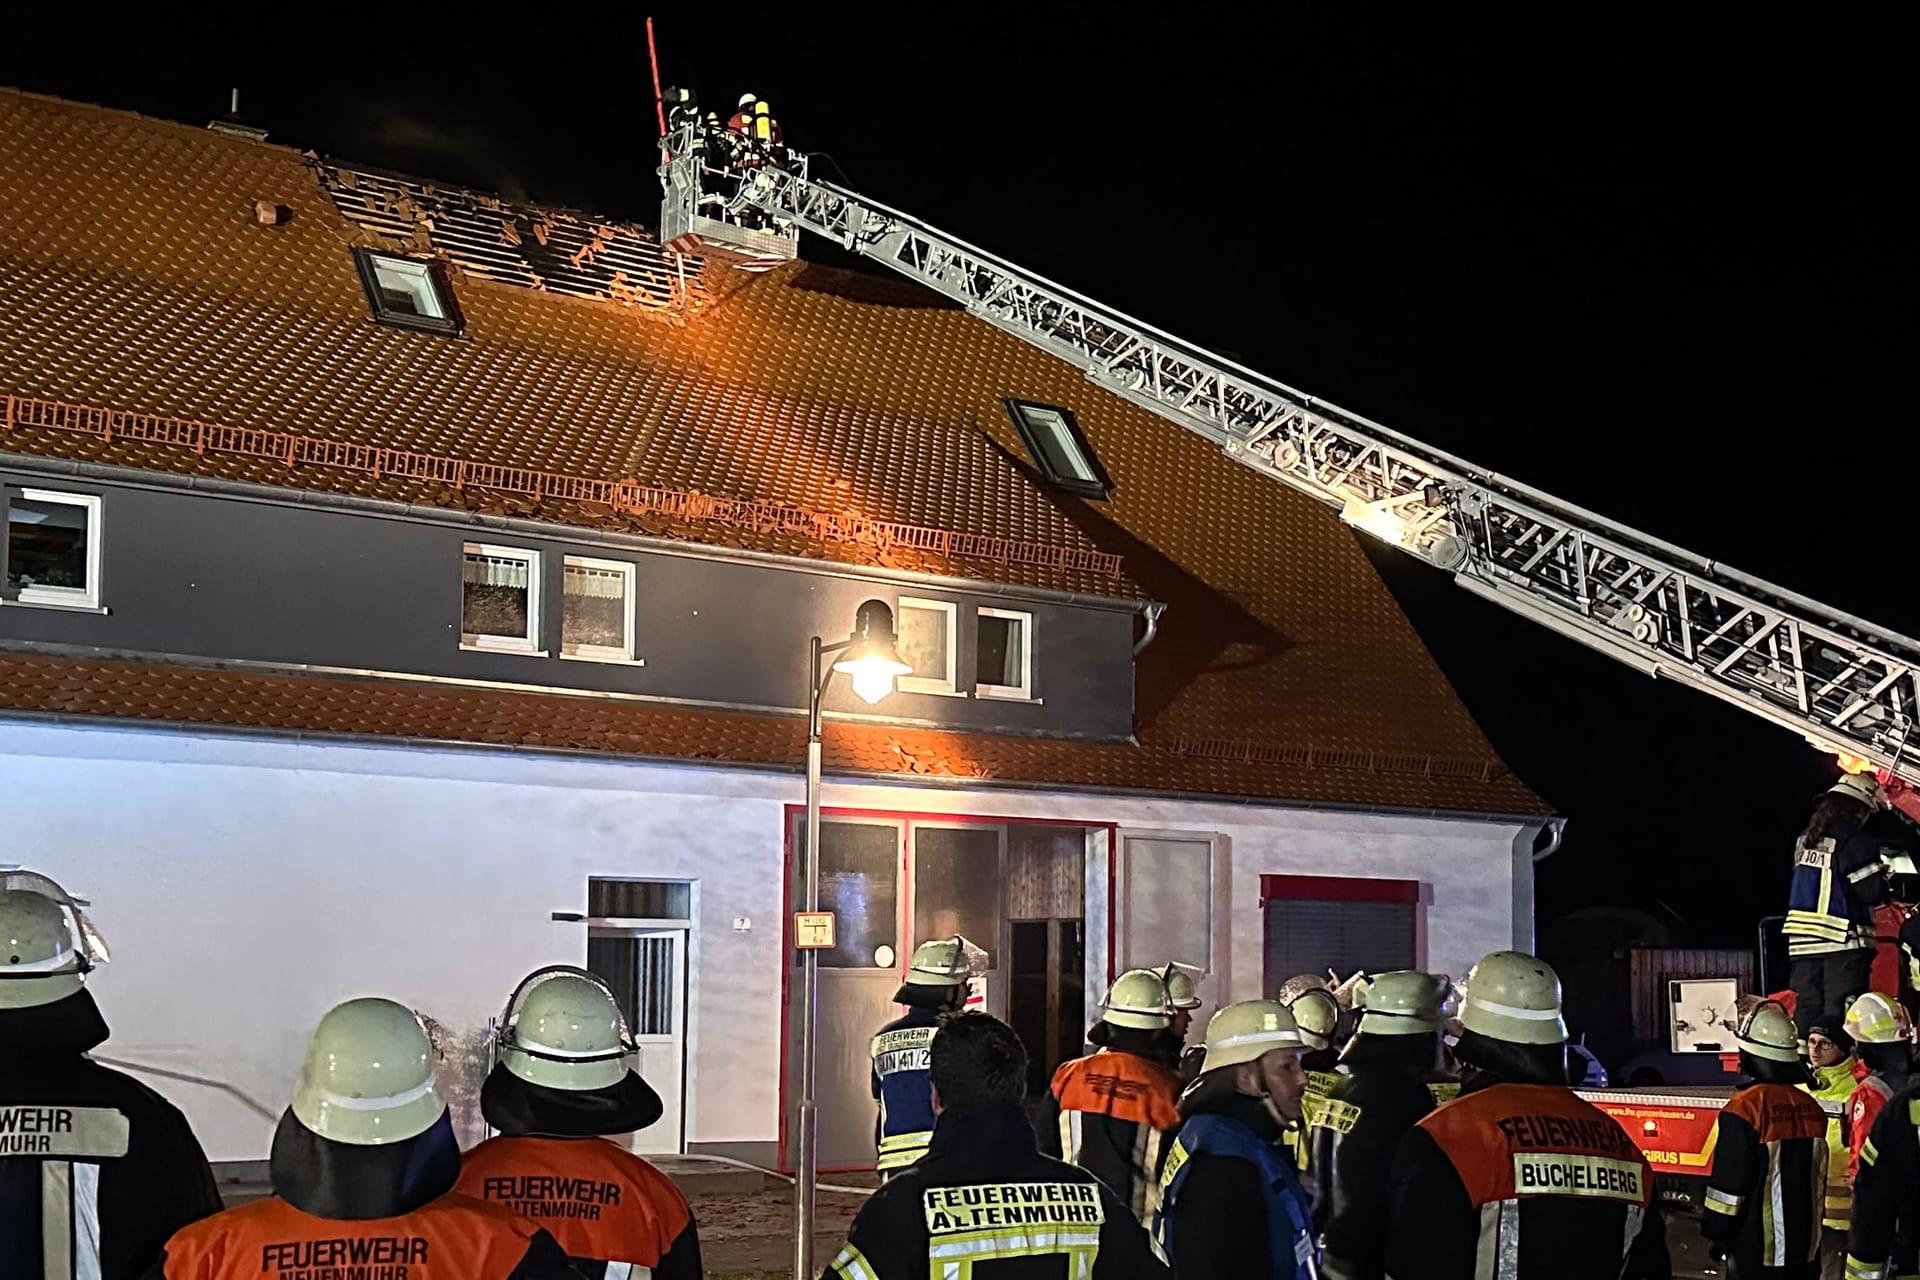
[
  {"xmin": 1785, "ymin": 822, "xmax": 1886, "ymax": 956},
  {"xmin": 870, "ymin": 1008, "xmax": 940, "ymax": 1177},
  {"xmin": 1805, "ymin": 1056, "xmax": 1860, "ymax": 1230},
  {"xmin": 1043, "ymin": 1050, "xmax": 1181, "ymax": 1224},
  {"xmin": 1699, "ymin": 1082, "xmax": 1827, "ymax": 1270},
  {"xmin": 1383, "ymin": 1080, "xmax": 1666, "ymax": 1280},
  {"xmin": 1156, "ymin": 1113, "xmax": 1316, "ymax": 1280},
  {"xmin": 822, "ymin": 1100, "xmax": 1168, "ymax": 1280},
  {"xmin": 1844, "ymin": 1087, "xmax": 1920, "ymax": 1279}
]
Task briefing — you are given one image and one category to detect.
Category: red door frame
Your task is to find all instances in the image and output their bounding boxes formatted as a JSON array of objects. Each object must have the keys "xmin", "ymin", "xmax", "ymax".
[{"xmin": 775, "ymin": 806, "xmax": 1119, "ymax": 1173}]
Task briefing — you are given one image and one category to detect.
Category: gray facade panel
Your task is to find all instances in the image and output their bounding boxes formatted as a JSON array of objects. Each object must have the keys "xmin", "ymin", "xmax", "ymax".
[{"xmin": 0, "ymin": 472, "xmax": 1136, "ymax": 738}]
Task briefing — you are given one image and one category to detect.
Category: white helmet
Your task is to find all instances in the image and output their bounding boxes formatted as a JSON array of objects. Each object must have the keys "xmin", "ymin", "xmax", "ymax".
[
  {"xmin": 1102, "ymin": 969, "xmax": 1173, "ymax": 1031},
  {"xmin": 1355, "ymin": 970, "xmax": 1450, "ymax": 1036},
  {"xmin": 1457, "ymin": 951, "xmax": 1567, "ymax": 1046},
  {"xmin": 1831, "ymin": 771, "xmax": 1884, "ymax": 808},
  {"xmin": 904, "ymin": 937, "xmax": 972, "ymax": 987},
  {"xmin": 497, "ymin": 967, "xmax": 635, "ymax": 1092},
  {"xmin": 1279, "ymin": 985, "xmax": 1340, "ymax": 1052},
  {"xmin": 290, "ymin": 998, "xmax": 447, "ymax": 1145},
  {"xmin": 0, "ymin": 871, "xmax": 109, "ymax": 1010},
  {"xmin": 1200, "ymin": 1000, "xmax": 1305, "ymax": 1073},
  {"xmin": 1845, "ymin": 991, "xmax": 1915, "ymax": 1046},
  {"xmin": 737, "ymin": 92, "xmax": 758, "ymax": 108},
  {"xmin": 1736, "ymin": 999, "xmax": 1801, "ymax": 1064},
  {"xmin": 1161, "ymin": 963, "xmax": 1202, "ymax": 1010}
]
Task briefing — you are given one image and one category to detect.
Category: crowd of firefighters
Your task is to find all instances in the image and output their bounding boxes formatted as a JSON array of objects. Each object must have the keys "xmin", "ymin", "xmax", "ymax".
[
  {"xmin": 661, "ymin": 87, "xmax": 793, "ymax": 233},
  {"xmin": 6, "ymin": 764, "xmax": 1920, "ymax": 1280}
]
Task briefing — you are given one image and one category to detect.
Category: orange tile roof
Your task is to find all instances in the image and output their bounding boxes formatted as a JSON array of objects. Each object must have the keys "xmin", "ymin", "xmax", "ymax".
[
  {"xmin": 0, "ymin": 88, "xmax": 1549, "ymax": 815},
  {"xmin": 0, "ymin": 651, "xmax": 1543, "ymax": 814}
]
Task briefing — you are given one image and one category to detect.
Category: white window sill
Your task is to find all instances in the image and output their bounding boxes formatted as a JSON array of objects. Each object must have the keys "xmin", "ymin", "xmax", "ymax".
[
  {"xmin": 2, "ymin": 596, "xmax": 108, "ymax": 615},
  {"xmin": 460, "ymin": 642, "xmax": 549, "ymax": 658},
  {"xmin": 897, "ymin": 684, "xmax": 967, "ymax": 698},
  {"xmin": 973, "ymin": 687, "xmax": 1041, "ymax": 704},
  {"xmin": 559, "ymin": 652, "xmax": 647, "ymax": 667}
]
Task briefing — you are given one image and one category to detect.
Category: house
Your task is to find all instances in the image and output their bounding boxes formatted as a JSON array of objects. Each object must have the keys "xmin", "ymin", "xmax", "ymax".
[{"xmin": 0, "ymin": 88, "xmax": 1553, "ymax": 1173}]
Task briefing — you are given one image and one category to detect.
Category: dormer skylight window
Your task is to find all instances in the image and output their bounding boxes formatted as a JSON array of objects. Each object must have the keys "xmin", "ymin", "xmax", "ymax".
[
  {"xmin": 353, "ymin": 249, "xmax": 462, "ymax": 336},
  {"xmin": 1004, "ymin": 399, "xmax": 1110, "ymax": 500}
]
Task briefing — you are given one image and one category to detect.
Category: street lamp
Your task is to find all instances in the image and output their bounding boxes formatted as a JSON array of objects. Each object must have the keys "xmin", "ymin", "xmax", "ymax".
[{"xmin": 794, "ymin": 599, "xmax": 909, "ymax": 1280}]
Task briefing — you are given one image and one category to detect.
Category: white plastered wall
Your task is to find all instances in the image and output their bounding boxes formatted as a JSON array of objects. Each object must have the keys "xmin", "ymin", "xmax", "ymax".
[{"xmin": 0, "ymin": 719, "xmax": 1541, "ymax": 1163}]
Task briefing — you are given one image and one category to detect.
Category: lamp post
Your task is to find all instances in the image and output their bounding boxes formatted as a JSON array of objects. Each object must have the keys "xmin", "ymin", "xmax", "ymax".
[{"xmin": 794, "ymin": 599, "xmax": 909, "ymax": 1280}]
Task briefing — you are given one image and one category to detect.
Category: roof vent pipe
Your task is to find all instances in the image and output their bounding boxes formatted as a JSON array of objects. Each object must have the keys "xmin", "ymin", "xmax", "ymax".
[{"xmin": 208, "ymin": 88, "xmax": 269, "ymax": 142}]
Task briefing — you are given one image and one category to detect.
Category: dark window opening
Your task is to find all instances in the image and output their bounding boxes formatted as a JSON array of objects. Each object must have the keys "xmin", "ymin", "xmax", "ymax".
[
  {"xmin": 353, "ymin": 248, "xmax": 463, "ymax": 335},
  {"xmin": 3, "ymin": 488, "xmax": 101, "ymax": 607},
  {"xmin": 1261, "ymin": 875, "xmax": 1418, "ymax": 994},
  {"xmin": 1004, "ymin": 399, "xmax": 1111, "ymax": 499}
]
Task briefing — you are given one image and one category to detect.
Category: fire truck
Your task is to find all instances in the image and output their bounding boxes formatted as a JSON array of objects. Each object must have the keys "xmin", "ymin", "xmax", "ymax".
[{"xmin": 655, "ymin": 93, "xmax": 1920, "ymax": 1201}]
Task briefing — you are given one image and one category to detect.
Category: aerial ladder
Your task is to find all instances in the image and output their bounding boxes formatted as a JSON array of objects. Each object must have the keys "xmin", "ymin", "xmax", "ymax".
[{"xmin": 658, "ymin": 116, "xmax": 1920, "ymax": 803}]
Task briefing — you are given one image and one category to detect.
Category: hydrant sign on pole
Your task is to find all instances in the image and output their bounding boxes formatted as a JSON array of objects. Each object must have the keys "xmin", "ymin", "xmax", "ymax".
[{"xmin": 793, "ymin": 910, "xmax": 836, "ymax": 950}]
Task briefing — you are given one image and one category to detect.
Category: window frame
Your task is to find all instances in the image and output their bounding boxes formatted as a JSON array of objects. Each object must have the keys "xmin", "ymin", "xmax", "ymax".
[
  {"xmin": 353, "ymin": 247, "xmax": 464, "ymax": 337},
  {"xmin": 460, "ymin": 542, "xmax": 544, "ymax": 655},
  {"xmin": 559, "ymin": 555, "xmax": 640, "ymax": 664},
  {"xmin": 1004, "ymin": 399, "xmax": 1112, "ymax": 500},
  {"xmin": 895, "ymin": 596, "xmax": 959, "ymax": 695},
  {"xmin": 3, "ymin": 487, "xmax": 104, "ymax": 611},
  {"xmin": 974, "ymin": 606, "xmax": 1034, "ymax": 700}
]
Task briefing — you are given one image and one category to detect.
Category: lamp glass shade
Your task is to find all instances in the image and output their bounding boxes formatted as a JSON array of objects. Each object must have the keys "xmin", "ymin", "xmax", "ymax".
[
  {"xmin": 834, "ymin": 647, "xmax": 912, "ymax": 704},
  {"xmin": 832, "ymin": 600, "xmax": 911, "ymax": 704}
]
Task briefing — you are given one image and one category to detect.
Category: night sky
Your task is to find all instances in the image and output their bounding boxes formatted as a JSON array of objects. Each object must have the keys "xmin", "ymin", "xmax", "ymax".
[{"xmin": 4, "ymin": 12, "xmax": 1912, "ymax": 947}]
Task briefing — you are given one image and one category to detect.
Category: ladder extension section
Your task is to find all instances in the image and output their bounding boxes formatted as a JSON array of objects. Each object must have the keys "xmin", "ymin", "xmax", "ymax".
[{"xmin": 699, "ymin": 155, "xmax": 1920, "ymax": 781}]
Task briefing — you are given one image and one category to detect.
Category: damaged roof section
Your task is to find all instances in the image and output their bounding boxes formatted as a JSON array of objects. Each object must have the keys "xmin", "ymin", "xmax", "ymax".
[
  {"xmin": 0, "ymin": 87, "xmax": 1548, "ymax": 814},
  {"xmin": 320, "ymin": 163, "xmax": 707, "ymax": 314}
]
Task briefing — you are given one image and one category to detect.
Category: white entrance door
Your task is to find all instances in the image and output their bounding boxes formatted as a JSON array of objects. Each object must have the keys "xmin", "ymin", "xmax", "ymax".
[{"xmin": 589, "ymin": 927, "xmax": 688, "ymax": 1154}]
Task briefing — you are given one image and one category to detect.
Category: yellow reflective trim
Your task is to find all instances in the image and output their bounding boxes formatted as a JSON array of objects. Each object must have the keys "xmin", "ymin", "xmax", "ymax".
[
  {"xmin": 1160, "ymin": 1138, "xmax": 1190, "ymax": 1192},
  {"xmin": 1427, "ymin": 1081, "xmax": 1461, "ymax": 1105},
  {"xmin": 920, "ymin": 1181, "xmax": 1108, "ymax": 1235},
  {"xmin": 829, "ymin": 1243, "xmax": 880, "ymax": 1280},
  {"xmin": 1864, "ymin": 1138, "xmax": 1881, "ymax": 1167},
  {"xmin": 1312, "ymin": 1096, "xmax": 1363, "ymax": 1135},
  {"xmin": 1846, "ymin": 1258, "xmax": 1892, "ymax": 1280}
]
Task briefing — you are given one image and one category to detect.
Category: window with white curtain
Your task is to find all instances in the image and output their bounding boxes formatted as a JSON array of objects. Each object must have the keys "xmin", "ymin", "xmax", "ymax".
[
  {"xmin": 461, "ymin": 543, "xmax": 541, "ymax": 652},
  {"xmin": 562, "ymin": 556, "xmax": 637, "ymax": 661},
  {"xmin": 896, "ymin": 597, "xmax": 957, "ymax": 693}
]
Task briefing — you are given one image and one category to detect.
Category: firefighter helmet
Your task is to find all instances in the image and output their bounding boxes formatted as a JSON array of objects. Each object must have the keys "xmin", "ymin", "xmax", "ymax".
[
  {"xmin": 737, "ymin": 92, "xmax": 757, "ymax": 108},
  {"xmin": 497, "ymin": 967, "xmax": 635, "ymax": 1092},
  {"xmin": 1101, "ymin": 969, "xmax": 1173, "ymax": 1030},
  {"xmin": 1845, "ymin": 991, "xmax": 1914, "ymax": 1045},
  {"xmin": 0, "ymin": 871, "xmax": 108, "ymax": 1010},
  {"xmin": 1200, "ymin": 1000, "xmax": 1305, "ymax": 1073},
  {"xmin": 1161, "ymin": 964, "xmax": 1202, "ymax": 1010},
  {"xmin": 1275, "ymin": 972, "xmax": 1329, "ymax": 1005},
  {"xmin": 1457, "ymin": 950, "xmax": 1567, "ymax": 1046},
  {"xmin": 904, "ymin": 937, "xmax": 972, "ymax": 986},
  {"xmin": 1735, "ymin": 999, "xmax": 1801, "ymax": 1063},
  {"xmin": 290, "ymin": 998, "xmax": 446, "ymax": 1145},
  {"xmin": 1831, "ymin": 771, "xmax": 1884, "ymax": 808},
  {"xmin": 1356, "ymin": 970, "xmax": 1449, "ymax": 1036},
  {"xmin": 1279, "ymin": 985, "xmax": 1339, "ymax": 1052}
]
